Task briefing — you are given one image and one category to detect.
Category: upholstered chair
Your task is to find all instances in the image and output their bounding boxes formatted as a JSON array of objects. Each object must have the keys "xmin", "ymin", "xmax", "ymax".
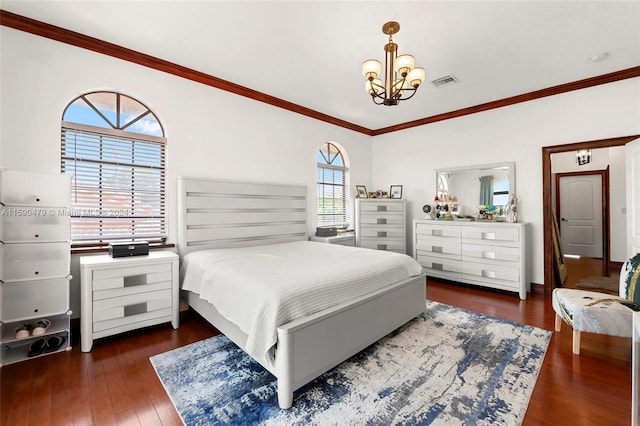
[{"xmin": 552, "ymin": 253, "xmax": 640, "ymax": 354}]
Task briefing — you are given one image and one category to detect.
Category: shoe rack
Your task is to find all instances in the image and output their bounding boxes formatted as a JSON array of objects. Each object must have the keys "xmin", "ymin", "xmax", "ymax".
[{"xmin": 0, "ymin": 169, "xmax": 72, "ymax": 366}]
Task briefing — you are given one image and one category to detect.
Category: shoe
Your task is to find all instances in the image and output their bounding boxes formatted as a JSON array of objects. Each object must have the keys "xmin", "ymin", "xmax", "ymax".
[
  {"xmin": 27, "ymin": 338, "xmax": 46, "ymax": 357},
  {"xmin": 32, "ymin": 319, "xmax": 51, "ymax": 336},
  {"xmin": 15, "ymin": 324, "xmax": 32, "ymax": 339},
  {"xmin": 43, "ymin": 335, "xmax": 65, "ymax": 353}
]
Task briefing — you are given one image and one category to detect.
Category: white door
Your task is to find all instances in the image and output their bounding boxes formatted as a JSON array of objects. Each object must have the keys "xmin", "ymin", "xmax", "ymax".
[
  {"xmin": 627, "ymin": 138, "xmax": 640, "ymax": 257},
  {"xmin": 559, "ymin": 174, "xmax": 603, "ymax": 258}
]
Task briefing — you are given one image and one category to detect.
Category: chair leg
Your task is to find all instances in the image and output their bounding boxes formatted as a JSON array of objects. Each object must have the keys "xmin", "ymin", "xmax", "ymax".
[
  {"xmin": 572, "ymin": 330, "xmax": 581, "ymax": 355},
  {"xmin": 555, "ymin": 314, "xmax": 562, "ymax": 332}
]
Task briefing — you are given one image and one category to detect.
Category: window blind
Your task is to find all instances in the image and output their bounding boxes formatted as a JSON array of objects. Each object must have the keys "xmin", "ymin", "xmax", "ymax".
[
  {"xmin": 317, "ymin": 163, "xmax": 347, "ymax": 227},
  {"xmin": 61, "ymin": 123, "xmax": 166, "ymax": 244}
]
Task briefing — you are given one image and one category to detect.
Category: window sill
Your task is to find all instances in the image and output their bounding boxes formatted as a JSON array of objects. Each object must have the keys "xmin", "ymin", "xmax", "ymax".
[{"xmin": 71, "ymin": 243, "xmax": 176, "ymax": 255}]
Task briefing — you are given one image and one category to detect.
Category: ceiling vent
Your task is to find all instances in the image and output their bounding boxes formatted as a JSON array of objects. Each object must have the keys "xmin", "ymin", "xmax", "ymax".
[{"xmin": 431, "ymin": 75, "xmax": 458, "ymax": 88}]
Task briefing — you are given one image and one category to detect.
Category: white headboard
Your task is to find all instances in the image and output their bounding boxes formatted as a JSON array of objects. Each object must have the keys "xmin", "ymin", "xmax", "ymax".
[{"xmin": 177, "ymin": 177, "xmax": 308, "ymax": 255}]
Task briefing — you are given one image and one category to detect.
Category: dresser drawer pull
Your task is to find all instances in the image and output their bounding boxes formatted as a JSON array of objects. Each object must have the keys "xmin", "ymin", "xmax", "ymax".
[
  {"xmin": 377, "ymin": 205, "xmax": 387, "ymax": 211},
  {"xmin": 432, "ymin": 229, "xmax": 443, "ymax": 236},
  {"xmin": 377, "ymin": 218, "xmax": 387, "ymax": 224},
  {"xmin": 482, "ymin": 251, "xmax": 496, "ymax": 259},
  {"xmin": 481, "ymin": 270, "xmax": 496, "ymax": 279},
  {"xmin": 432, "ymin": 263, "xmax": 443, "ymax": 271},
  {"xmin": 377, "ymin": 231, "xmax": 387, "ymax": 237},
  {"xmin": 124, "ymin": 302, "xmax": 148, "ymax": 317},
  {"xmin": 432, "ymin": 246, "xmax": 443, "ymax": 253},
  {"xmin": 377, "ymin": 244, "xmax": 387, "ymax": 250},
  {"xmin": 481, "ymin": 232, "xmax": 496, "ymax": 240}
]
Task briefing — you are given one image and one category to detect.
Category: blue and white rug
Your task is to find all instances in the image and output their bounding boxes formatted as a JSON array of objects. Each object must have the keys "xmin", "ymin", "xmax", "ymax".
[{"xmin": 150, "ymin": 301, "xmax": 551, "ymax": 425}]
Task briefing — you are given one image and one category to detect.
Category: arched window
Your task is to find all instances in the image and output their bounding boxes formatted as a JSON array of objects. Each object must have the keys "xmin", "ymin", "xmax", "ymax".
[
  {"xmin": 316, "ymin": 142, "xmax": 348, "ymax": 227},
  {"xmin": 61, "ymin": 91, "xmax": 166, "ymax": 245}
]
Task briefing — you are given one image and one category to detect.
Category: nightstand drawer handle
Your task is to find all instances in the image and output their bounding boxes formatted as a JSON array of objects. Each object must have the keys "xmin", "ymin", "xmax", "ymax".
[
  {"xmin": 481, "ymin": 232, "xmax": 496, "ymax": 240},
  {"xmin": 124, "ymin": 302, "xmax": 148, "ymax": 317},
  {"xmin": 432, "ymin": 263, "xmax": 443, "ymax": 271},
  {"xmin": 377, "ymin": 218, "xmax": 387, "ymax": 224},
  {"xmin": 481, "ymin": 270, "xmax": 496, "ymax": 279},
  {"xmin": 377, "ymin": 231, "xmax": 387, "ymax": 237},
  {"xmin": 432, "ymin": 246, "xmax": 443, "ymax": 253},
  {"xmin": 432, "ymin": 230, "xmax": 443, "ymax": 236},
  {"xmin": 482, "ymin": 251, "xmax": 496, "ymax": 259},
  {"xmin": 377, "ymin": 244, "xmax": 387, "ymax": 250},
  {"xmin": 124, "ymin": 274, "xmax": 148, "ymax": 287},
  {"xmin": 377, "ymin": 205, "xmax": 387, "ymax": 211}
]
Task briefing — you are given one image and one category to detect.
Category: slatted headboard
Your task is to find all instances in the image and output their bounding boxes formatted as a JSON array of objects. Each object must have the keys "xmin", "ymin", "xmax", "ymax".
[{"xmin": 177, "ymin": 177, "xmax": 308, "ymax": 255}]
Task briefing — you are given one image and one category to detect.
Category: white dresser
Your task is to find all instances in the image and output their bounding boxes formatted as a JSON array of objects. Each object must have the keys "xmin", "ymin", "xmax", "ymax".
[
  {"xmin": 0, "ymin": 170, "xmax": 72, "ymax": 366},
  {"xmin": 80, "ymin": 251, "xmax": 179, "ymax": 352},
  {"xmin": 413, "ymin": 220, "xmax": 528, "ymax": 299},
  {"xmin": 355, "ymin": 198, "xmax": 406, "ymax": 254}
]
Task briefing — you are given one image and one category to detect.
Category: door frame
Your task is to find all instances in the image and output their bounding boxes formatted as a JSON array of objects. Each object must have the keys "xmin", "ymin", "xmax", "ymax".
[
  {"xmin": 542, "ymin": 134, "xmax": 639, "ymax": 294},
  {"xmin": 555, "ymin": 169, "xmax": 609, "ymax": 272}
]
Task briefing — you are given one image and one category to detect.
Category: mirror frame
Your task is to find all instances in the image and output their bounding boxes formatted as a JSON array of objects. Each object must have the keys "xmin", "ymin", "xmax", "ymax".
[{"xmin": 435, "ymin": 161, "xmax": 515, "ymax": 213}]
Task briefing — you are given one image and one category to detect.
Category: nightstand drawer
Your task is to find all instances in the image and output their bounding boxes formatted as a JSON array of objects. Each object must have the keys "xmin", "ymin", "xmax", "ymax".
[
  {"xmin": 359, "ymin": 213, "xmax": 404, "ymax": 225},
  {"xmin": 360, "ymin": 238, "xmax": 404, "ymax": 252},
  {"xmin": 93, "ymin": 280, "xmax": 171, "ymax": 301},
  {"xmin": 93, "ymin": 307, "xmax": 173, "ymax": 335},
  {"xmin": 359, "ymin": 202, "xmax": 404, "ymax": 212},
  {"xmin": 93, "ymin": 289, "xmax": 172, "ymax": 323},
  {"xmin": 93, "ymin": 265, "xmax": 172, "ymax": 291},
  {"xmin": 0, "ymin": 278, "xmax": 69, "ymax": 322}
]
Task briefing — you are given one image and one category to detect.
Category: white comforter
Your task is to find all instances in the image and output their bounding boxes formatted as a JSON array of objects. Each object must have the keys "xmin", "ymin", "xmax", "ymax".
[{"xmin": 180, "ymin": 240, "xmax": 423, "ymax": 367}]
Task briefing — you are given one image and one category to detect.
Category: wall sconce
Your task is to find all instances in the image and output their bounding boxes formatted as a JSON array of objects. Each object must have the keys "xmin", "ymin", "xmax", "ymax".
[{"xmin": 576, "ymin": 149, "xmax": 592, "ymax": 166}]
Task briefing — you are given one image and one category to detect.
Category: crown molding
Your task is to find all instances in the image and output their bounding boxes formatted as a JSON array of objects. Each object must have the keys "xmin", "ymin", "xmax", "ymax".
[{"xmin": 2, "ymin": 9, "xmax": 638, "ymax": 137}]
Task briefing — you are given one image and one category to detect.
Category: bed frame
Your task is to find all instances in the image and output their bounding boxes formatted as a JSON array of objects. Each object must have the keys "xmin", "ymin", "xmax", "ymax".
[{"xmin": 177, "ymin": 177, "xmax": 427, "ymax": 408}]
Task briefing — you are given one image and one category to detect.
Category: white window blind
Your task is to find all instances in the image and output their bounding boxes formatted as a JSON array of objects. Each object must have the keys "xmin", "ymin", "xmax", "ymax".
[
  {"xmin": 61, "ymin": 122, "xmax": 166, "ymax": 244},
  {"xmin": 317, "ymin": 142, "xmax": 348, "ymax": 227}
]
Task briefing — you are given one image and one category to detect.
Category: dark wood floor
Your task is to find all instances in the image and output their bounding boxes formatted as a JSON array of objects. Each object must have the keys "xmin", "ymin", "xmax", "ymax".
[{"xmin": 1, "ymin": 257, "xmax": 632, "ymax": 425}]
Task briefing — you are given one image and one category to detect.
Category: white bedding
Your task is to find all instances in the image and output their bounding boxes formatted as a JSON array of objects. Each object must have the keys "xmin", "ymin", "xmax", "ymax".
[{"xmin": 180, "ymin": 240, "xmax": 423, "ymax": 367}]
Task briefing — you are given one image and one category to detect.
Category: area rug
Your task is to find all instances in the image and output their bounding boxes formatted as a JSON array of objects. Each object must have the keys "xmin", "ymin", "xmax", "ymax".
[
  {"xmin": 576, "ymin": 275, "xmax": 620, "ymax": 294},
  {"xmin": 150, "ymin": 301, "xmax": 551, "ymax": 425}
]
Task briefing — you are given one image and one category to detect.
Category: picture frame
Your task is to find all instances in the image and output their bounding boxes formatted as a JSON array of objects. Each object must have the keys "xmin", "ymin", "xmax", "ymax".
[
  {"xmin": 356, "ymin": 185, "xmax": 368, "ymax": 198},
  {"xmin": 390, "ymin": 185, "xmax": 403, "ymax": 199}
]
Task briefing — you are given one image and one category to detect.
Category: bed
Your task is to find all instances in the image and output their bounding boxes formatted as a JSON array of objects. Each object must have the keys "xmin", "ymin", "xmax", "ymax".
[{"xmin": 177, "ymin": 177, "xmax": 427, "ymax": 408}]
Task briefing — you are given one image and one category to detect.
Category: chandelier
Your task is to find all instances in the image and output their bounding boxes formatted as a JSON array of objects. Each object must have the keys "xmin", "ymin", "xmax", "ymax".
[{"xmin": 362, "ymin": 21, "xmax": 426, "ymax": 106}]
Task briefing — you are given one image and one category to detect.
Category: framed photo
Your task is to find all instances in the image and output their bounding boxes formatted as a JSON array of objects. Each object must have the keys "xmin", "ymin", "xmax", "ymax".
[
  {"xmin": 356, "ymin": 185, "xmax": 368, "ymax": 198},
  {"xmin": 390, "ymin": 185, "xmax": 403, "ymax": 199}
]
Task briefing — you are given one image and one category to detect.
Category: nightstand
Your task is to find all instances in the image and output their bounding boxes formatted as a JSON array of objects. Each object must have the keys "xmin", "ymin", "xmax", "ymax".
[
  {"xmin": 80, "ymin": 251, "xmax": 179, "ymax": 352},
  {"xmin": 309, "ymin": 232, "xmax": 355, "ymax": 246}
]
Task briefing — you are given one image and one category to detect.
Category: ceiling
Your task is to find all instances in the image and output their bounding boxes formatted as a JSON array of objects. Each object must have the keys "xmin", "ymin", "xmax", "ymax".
[{"xmin": 2, "ymin": 1, "xmax": 639, "ymax": 130}]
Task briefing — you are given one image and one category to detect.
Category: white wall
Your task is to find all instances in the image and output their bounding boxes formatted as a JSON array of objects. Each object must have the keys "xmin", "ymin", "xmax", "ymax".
[
  {"xmin": 0, "ymin": 28, "xmax": 373, "ymax": 317},
  {"xmin": 371, "ymin": 78, "xmax": 640, "ymax": 285}
]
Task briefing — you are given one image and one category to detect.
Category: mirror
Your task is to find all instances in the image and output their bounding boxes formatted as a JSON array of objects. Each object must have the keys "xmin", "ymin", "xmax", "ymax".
[{"xmin": 435, "ymin": 162, "xmax": 515, "ymax": 219}]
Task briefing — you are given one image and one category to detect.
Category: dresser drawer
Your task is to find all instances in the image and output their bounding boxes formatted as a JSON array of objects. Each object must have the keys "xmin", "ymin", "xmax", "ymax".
[
  {"xmin": 359, "ymin": 202, "xmax": 404, "ymax": 212},
  {"xmin": 461, "ymin": 261, "xmax": 520, "ymax": 286},
  {"xmin": 358, "ymin": 227, "xmax": 404, "ymax": 239},
  {"xmin": 360, "ymin": 238, "xmax": 405, "ymax": 253},
  {"xmin": 415, "ymin": 240, "xmax": 461, "ymax": 260},
  {"xmin": 462, "ymin": 245, "xmax": 521, "ymax": 264},
  {"xmin": 417, "ymin": 255, "xmax": 461, "ymax": 274},
  {"xmin": 358, "ymin": 212, "xmax": 404, "ymax": 225},
  {"xmin": 0, "ymin": 170, "xmax": 70, "ymax": 207},
  {"xmin": 415, "ymin": 223, "xmax": 461, "ymax": 239},
  {"xmin": 1, "ymin": 242, "xmax": 70, "ymax": 281},
  {"xmin": 93, "ymin": 288, "xmax": 172, "ymax": 323},
  {"xmin": 0, "ymin": 213, "xmax": 70, "ymax": 243},
  {"xmin": 462, "ymin": 226, "xmax": 520, "ymax": 247},
  {"xmin": 0, "ymin": 278, "xmax": 69, "ymax": 322}
]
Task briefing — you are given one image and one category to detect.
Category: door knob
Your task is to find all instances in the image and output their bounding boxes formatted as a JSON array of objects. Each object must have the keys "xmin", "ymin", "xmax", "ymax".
[{"xmin": 561, "ymin": 218, "xmax": 567, "ymax": 221}]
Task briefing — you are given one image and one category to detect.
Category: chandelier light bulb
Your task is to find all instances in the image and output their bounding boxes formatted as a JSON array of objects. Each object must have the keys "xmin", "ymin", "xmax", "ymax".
[
  {"xmin": 394, "ymin": 54, "xmax": 415, "ymax": 76},
  {"xmin": 362, "ymin": 60, "xmax": 382, "ymax": 79},
  {"xmin": 408, "ymin": 67, "xmax": 426, "ymax": 87}
]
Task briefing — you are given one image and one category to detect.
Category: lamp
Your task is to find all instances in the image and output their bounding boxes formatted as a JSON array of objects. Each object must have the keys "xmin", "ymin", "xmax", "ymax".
[
  {"xmin": 576, "ymin": 149, "xmax": 592, "ymax": 166},
  {"xmin": 362, "ymin": 21, "xmax": 426, "ymax": 106}
]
